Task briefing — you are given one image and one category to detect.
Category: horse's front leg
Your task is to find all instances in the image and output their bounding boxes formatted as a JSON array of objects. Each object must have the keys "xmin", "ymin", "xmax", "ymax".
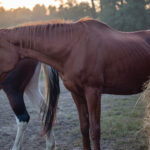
[
  {"xmin": 85, "ymin": 87, "xmax": 101, "ymax": 150},
  {"xmin": 71, "ymin": 92, "xmax": 91, "ymax": 150}
]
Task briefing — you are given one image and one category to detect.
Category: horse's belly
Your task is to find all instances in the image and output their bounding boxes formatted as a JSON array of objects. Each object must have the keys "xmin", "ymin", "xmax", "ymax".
[
  {"xmin": 103, "ymin": 65, "xmax": 150, "ymax": 95},
  {"xmin": 103, "ymin": 83, "xmax": 142, "ymax": 95}
]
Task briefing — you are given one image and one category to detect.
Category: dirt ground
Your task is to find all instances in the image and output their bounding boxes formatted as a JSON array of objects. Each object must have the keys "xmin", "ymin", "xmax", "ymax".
[{"xmin": 0, "ymin": 80, "xmax": 147, "ymax": 150}]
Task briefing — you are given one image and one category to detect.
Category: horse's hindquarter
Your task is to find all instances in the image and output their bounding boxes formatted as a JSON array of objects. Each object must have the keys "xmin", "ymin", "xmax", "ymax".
[{"xmin": 101, "ymin": 31, "xmax": 150, "ymax": 95}]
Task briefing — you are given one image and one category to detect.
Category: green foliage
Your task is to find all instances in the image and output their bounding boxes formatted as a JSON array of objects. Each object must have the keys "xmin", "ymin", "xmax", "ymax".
[
  {"xmin": 53, "ymin": 2, "xmax": 92, "ymax": 20},
  {"xmin": 0, "ymin": 2, "xmax": 93, "ymax": 28},
  {"xmin": 99, "ymin": 0, "xmax": 117, "ymax": 29},
  {"xmin": 0, "ymin": 0, "xmax": 150, "ymax": 31},
  {"xmin": 31, "ymin": 4, "xmax": 47, "ymax": 21},
  {"xmin": 98, "ymin": 0, "xmax": 150, "ymax": 31}
]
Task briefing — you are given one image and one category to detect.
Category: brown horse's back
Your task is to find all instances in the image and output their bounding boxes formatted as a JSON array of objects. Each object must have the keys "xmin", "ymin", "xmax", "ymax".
[
  {"xmin": 91, "ymin": 25, "xmax": 150, "ymax": 95},
  {"xmin": 76, "ymin": 20, "xmax": 150, "ymax": 95},
  {"xmin": 58, "ymin": 20, "xmax": 150, "ymax": 95}
]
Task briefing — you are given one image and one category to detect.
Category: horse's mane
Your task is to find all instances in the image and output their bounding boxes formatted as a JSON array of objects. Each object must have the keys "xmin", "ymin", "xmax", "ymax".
[
  {"xmin": 8, "ymin": 17, "xmax": 96, "ymax": 39},
  {"xmin": 20, "ymin": 17, "xmax": 93, "ymax": 27},
  {"xmin": 78, "ymin": 17, "xmax": 93, "ymax": 22},
  {"xmin": 19, "ymin": 19, "xmax": 73, "ymax": 27},
  {"xmin": 6, "ymin": 17, "xmax": 112, "ymax": 48},
  {"xmin": 12, "ymin": 17, "xmax": 103, "ymax": 28},
  {"xmin": 7, "ymin": 19, "xmax": 73, "ymax": 30},
  {"xmin": 8, "ymin": 19, "xmax": 74, "ymax": 40},
  {"xmin": 7, "ymin": 17, "xmax": 110, "ymax": 36}
]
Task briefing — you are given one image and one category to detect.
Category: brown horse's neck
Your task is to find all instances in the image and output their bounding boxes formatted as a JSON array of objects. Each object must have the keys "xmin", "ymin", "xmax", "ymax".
[{"xmin": 5, "ymin": 22, "xmax": 84, "ymax": 72}]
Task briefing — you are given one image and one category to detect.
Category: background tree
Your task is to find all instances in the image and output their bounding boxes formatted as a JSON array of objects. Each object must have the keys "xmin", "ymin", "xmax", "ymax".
[
  {"xmin": 116, "ymin": 0, "xmax": 149, "ymax": 31},
  {"xmin": 0, "ymin": 7, "xmax": 6, "ymax": 27},
  {"xmin": 98, "ymin": 0, "xmax": 150, "ymax": 31},
  {"xmin": 32, "ymin": 4, "xmax": 47, "ymax": 21},
  {"xmin": 98, "ymin": 0, "xmax": 117, "ymax": 28},
  {"xmin": 91, "ymin": 0, "xmax": 97, "ymax": 18},
  {"xmin": 0, "ymin": 0, "xmax": 150, "ymax": 31}
]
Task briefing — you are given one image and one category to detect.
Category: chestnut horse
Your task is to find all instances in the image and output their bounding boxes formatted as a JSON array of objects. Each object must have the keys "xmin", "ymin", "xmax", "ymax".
[
  {"xmin": 0, "ymin": 18, "xmax": 150, "ymax": 150},
  {"xmin": 0, "ymin": 59, "xmax": 60, "ymax": 150}
]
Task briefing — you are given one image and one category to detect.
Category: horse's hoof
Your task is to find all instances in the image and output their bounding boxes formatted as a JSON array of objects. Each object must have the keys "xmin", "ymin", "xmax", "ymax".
[
  {"xmin": 12, "ymin": 147, "xmax": 22, "ymax": 150},
  {"xmin": 46, "ymin": 143, "xmax": 56, "ymax": 150}
]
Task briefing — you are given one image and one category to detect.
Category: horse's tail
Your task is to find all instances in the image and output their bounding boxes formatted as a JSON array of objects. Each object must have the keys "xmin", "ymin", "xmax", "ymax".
[{"xmin": 41, "ymin": 64, "xmax": 60, "ymax": 135}]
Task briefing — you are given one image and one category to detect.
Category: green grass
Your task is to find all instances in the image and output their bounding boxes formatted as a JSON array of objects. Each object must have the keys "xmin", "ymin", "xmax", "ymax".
[
  {"xmin": 54, "ymin": 94, "xmax": 148, "ymax": 149},
  {"xmin": 101, "ymin": 95, "xmax": 148, "ymax": 150}
]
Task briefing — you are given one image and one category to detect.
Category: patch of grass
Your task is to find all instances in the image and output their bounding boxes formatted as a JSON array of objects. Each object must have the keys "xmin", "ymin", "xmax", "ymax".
[{"xmin": 101, "ymin": 95, "xmax": 148, "ymax": 150}]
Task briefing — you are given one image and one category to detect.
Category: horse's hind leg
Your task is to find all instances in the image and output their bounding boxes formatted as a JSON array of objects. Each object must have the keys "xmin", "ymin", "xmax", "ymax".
[
  {"xmin": 13, "ymin": 117, "xmax": 28, "ymax": 150},
  {"xmin": 24, "ymin": 63, "xmax": 43, "ymax": 110},
  {"xmin": 45, "ymin": 131, "xmax": 55, "ymax": 150},
  {"xmin": 2, "ymin": 87, "xmax": 29, "ymax": 150},
  {"xmin": 24, "ymin": 63, "xmax": 56, "ymax": 150}
]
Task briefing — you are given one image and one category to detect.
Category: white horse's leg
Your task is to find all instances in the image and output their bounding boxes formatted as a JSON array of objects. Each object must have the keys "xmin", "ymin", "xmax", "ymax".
[
  {"xmin": 46, "ymin": 130, "xmax": 56, "ymax": 150},
  {"xmin": 24, "ymin": 63, "xmax": 56, "ymax": 150},
  {"xmin": 12, "ymin": 118, "xmax": 28, "ymax": 150}
]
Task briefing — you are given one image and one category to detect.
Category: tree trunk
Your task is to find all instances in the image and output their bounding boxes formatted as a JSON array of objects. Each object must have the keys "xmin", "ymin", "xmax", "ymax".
[
  {"xmin": 100, "ymin": 0, "xmax": 104, "ymax": 12},
  {"xmin": 91, "ymin": 0, "xmax": 97, "ymax": 18}
]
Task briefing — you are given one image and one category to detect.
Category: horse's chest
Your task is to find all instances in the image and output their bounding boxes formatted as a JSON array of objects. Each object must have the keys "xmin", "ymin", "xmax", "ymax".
[
  {"xmin": 63, "ymin": 79, "xmax": 76, "ymax": 92},
  {"xmin": 60, "ymin": 73, "xmax": 83, "ymax": 94}
]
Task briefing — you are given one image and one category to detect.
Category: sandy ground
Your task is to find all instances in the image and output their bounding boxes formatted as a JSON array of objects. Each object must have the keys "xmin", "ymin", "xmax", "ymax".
[
  {"xmin": 0, "ymin": 80, "xmax": 81, "ymax": 150},
  {"xmin": 0, "ymin": 80, "xmax": 146, "ymax": 150}
]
